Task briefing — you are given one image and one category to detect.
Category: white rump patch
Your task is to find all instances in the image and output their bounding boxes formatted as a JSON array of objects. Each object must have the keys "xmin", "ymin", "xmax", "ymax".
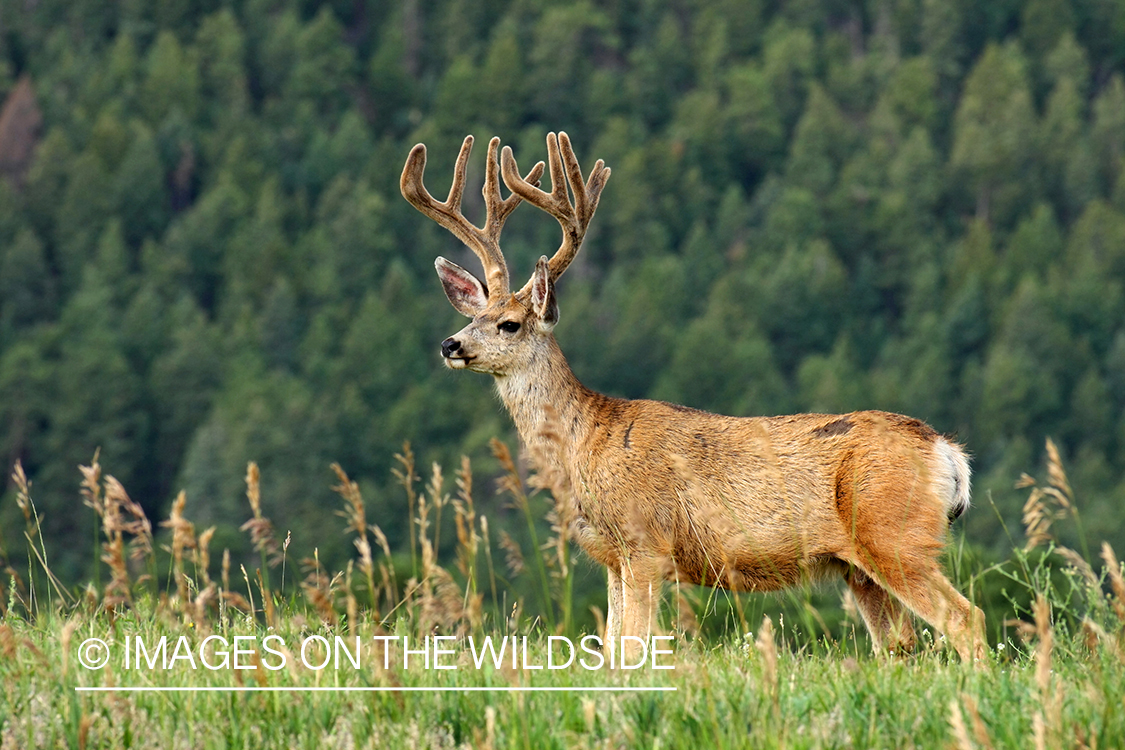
[{"xmin": 934, "ymin": 438, "xmax": 972, "ymax": 519}]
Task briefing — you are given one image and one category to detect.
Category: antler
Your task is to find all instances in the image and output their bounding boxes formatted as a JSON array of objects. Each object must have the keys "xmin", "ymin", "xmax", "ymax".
[
  {"xmin": 401, "ymin": 135, "xmax": 544, "ymax": 298},
  {"xmin": 500, "ymin": 132, "xmax": 611, "ymax": 296}
]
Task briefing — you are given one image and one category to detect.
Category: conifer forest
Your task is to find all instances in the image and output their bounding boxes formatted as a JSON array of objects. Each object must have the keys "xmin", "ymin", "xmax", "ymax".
[{"xmin": 2, "ymin": 0, "xmax": 1124, "ymax": 604}]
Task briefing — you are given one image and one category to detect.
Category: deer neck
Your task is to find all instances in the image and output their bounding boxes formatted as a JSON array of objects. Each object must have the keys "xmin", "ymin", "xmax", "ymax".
[{"xmin": 493, "ymin": 335, "xmax": 593, "ymax": 470}]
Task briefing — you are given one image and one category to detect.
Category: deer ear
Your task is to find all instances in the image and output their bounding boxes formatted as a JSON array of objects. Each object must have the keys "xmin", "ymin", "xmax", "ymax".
[
  {"xmin": 530, "ymin": 256, "xmax": 559, "ymax": 330},
  {"xmin": 436, "ymin": 257, "xmax": 488, "ymax": 317}
]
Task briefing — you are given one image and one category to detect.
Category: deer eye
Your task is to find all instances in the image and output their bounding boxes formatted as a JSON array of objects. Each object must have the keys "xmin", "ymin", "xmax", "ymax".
[{"xmin": 498, "ymin": 320, "xmax": 521, "ymax": 334}]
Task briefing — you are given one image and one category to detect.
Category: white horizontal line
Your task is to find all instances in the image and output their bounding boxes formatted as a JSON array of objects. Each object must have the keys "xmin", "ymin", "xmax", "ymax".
[{"xmin": 75, "ymin": 686, "xmax": 677, "ymax": 693}]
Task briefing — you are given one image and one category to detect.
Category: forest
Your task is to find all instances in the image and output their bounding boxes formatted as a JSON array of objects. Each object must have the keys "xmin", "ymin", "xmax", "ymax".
[{"xmin": 1, "ymin": 0, "xmax": 1124, "ymax": 590}]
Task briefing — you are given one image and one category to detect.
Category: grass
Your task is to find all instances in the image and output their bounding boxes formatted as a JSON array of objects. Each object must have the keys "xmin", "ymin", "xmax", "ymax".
[
  {"xmin": 2, "ymin": 438, "xmax": 1125, "ymax": 748},
  {"xmin": 4, "ymin": 608, "xmax": 1125, "ymax": 748}
]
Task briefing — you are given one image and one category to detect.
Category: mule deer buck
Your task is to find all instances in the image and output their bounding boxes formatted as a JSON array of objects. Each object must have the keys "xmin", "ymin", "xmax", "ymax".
[{"xmin": 400, "ymin": 132, "xmax": 986, "ymax": 663}]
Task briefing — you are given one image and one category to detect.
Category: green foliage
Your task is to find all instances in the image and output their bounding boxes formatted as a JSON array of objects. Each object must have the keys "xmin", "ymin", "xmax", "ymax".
[
  {"xmin": 951, "ymin": 42, "xmax": 1038, "ymax": 225},
  {"xmin": 1, "ymin": 0, "xmax": 1125, "ymax": 585}
]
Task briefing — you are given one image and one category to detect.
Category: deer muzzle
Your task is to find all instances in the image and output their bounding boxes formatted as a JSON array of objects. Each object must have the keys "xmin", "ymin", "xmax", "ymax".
[{"xmin": 441, "ymin": 337, "xmax": 473, "ymax": 368}]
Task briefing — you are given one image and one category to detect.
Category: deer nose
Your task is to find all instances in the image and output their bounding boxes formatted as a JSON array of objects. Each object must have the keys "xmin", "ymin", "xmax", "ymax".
[{"xmin": 441, "ymin": 338, "xmax": 462, "ymax": 358}]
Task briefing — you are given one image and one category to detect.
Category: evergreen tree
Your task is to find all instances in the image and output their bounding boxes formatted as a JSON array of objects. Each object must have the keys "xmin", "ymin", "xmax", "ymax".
[{"xmin": 951, "ymin": 42, "xmax": 1037, "ymax": 226}]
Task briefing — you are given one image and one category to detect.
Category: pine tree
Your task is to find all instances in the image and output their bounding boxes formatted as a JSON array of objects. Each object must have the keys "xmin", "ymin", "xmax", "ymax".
[{"xmin": 951, "ymin": 42, "xmax": 1037, "ymax": 226}]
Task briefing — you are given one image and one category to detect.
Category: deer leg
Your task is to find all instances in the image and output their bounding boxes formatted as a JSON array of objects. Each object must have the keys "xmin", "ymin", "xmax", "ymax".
[
  {"xmin": 858, "ymin": 558, "xmax": 986, "ymax": 664},
  {"xmin": 845, "ymin": 568, "xmax": 916, "ymax": 654},
  {"xmin": 605, "ymin": 566, "xmax": 623, "ymax": 663},
  {"xmin": 911, "ymin": 571, "xmax": 987, "ymax": 665},
  {"xmin": 606, "ymin": 566, "xmax": 623, "ymax": 640},
  {"xmin": 841, "ymin": 460, "xmax": 986, "ymax": 664},
  {"xmin": 617, "ymin": 562, "xmax": 658, "ymax": 666}
]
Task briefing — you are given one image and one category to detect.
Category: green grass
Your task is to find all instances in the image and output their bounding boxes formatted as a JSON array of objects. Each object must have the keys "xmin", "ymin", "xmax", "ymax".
[
  {"xmin": 4, "ymin": 440, "xmax": 1125, "ymax": 748},
  {"xmin": 3, "ymin": 607, "xmax": 1124, "ymax": 749}
]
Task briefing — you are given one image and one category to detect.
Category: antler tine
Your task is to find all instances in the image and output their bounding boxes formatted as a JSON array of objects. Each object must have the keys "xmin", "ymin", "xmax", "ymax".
[
  {"xmin": 399, "ymin": 136, "xmax": 475, "ymax": 247},
  {"xmin": 402, "ymin": 135, "xmax": 542, "ymax": 298},
  {"xmin": 502, "ymin": 132, "xmax": 611, "ymax": 296},
  {"xmin": 484, "ymin": 137, "xmax": 545, "ymax": 239}
]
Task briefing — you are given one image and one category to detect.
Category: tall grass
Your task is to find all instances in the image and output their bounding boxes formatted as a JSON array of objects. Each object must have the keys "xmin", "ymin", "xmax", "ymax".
[{"xmin": 2, "ymin": 438, "xmax": 1125, "ymax": 748}]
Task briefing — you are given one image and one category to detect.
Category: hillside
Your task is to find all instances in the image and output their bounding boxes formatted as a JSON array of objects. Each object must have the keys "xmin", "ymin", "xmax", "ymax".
[{"xmin": 1, "ymin": 0, "xmax": 1124, "ymax": 584}]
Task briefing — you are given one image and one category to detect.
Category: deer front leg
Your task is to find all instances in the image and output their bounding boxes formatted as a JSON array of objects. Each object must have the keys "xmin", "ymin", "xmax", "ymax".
[
  {"xmin": 606, "ymin": 566, "xmax": 623, "ymax": 641},
  {"xmin": 605, "ymin": 566, "xmax": 623, "ymax": 665},
  {"xmin": 617, "ymin": 562, "xmax": 658, "ymax": 666}
]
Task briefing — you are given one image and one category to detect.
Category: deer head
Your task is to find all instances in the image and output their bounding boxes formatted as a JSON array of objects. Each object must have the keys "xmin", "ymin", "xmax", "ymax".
[{"xmin": 400, "ymin": 133, "xmax": 610, "ymax": 376}]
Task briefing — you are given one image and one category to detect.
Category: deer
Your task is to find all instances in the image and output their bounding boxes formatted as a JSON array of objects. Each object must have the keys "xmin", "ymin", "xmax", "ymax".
[{"xmin": 400, "ymin": 132, "xmax": 987, "ymax": 664}]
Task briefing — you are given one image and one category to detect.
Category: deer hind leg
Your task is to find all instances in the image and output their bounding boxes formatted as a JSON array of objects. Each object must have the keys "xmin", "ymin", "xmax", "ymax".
[
  {"xmin": 855, "ymin": 555, "xmax": 986, "ymax": 664},
  {"xmin": 845, "ymin": 568, "xmax": 916, "ymax": 654},
  {"xmin": 904, "ymin": 568, "xmax": 986, "ymax": 665},
  {"xmin": 840, "ymin": 454, "xmax": 986, "ymax": 664}
]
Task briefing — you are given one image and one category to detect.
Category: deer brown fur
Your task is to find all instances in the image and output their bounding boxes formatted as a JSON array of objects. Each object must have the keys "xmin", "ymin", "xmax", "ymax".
[{"xmin": 401, "ymin": 132, "xmax": 987, "ymax": 663}]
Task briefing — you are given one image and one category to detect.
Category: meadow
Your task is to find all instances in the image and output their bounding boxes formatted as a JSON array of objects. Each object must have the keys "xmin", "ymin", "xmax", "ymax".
[{"xmin": 2, "ymin": 439, "xmax": 1125, "ymax": 749}]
